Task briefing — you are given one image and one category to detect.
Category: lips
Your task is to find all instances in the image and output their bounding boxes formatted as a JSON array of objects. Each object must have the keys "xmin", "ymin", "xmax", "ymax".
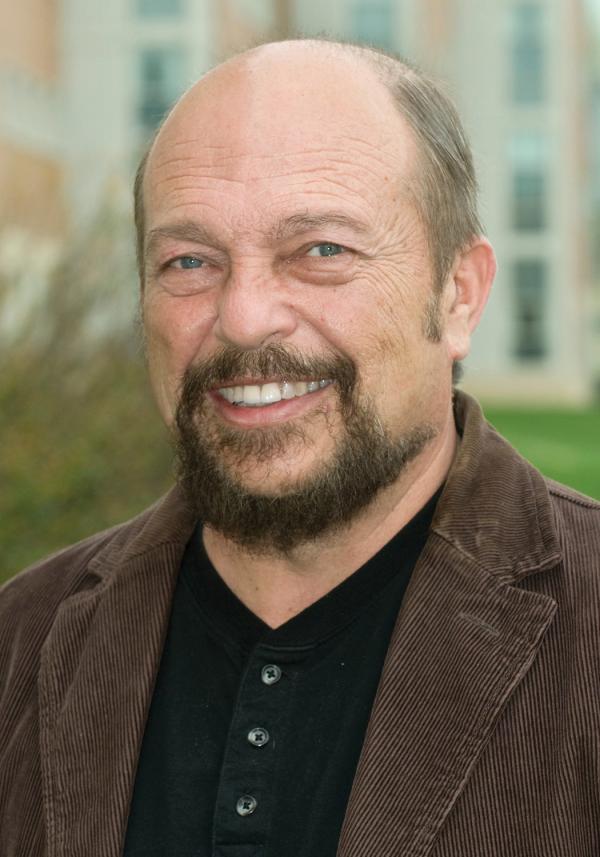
[{"xmin": 216, "ymin": 379, "xmax": 332, "ymax": 407}]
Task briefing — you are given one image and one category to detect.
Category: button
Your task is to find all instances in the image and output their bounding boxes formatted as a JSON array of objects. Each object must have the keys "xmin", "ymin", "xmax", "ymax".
[
  {"xmin": 261, "ymin": 664, "xmax": 282, "ymax": 685},
  {"xmin": 236, "ymin": 794, "xmax": 258, "ymax": 816},
  {"xmin": 248, "ymin": 727, "xmax": 270, "ymax": 747}
]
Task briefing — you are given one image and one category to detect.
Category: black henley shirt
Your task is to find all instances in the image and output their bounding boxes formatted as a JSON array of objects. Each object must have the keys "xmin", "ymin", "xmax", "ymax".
[{"xmin": 124, "ymin": 489, "xmax": 440, "ymax": 857}]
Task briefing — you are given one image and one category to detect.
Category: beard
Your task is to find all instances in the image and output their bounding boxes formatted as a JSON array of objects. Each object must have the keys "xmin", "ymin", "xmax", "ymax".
[{"xmin": 174, "ymin": 344, "xmax": 436, "ymax": 555}]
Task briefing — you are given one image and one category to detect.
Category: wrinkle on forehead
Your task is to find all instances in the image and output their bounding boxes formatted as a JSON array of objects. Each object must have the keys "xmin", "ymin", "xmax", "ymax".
[
  {"xmin": 147, "ymin": 172, "xmax": 414, "ymax": 247},
  {"xmin": 151, "ymin": 135, "xmax": 407, "ymax": 170},
  {"xmin": 151, "ymin": 139, "xmax": 410, "ymax": 195},
  {"xmin": 147, "ymin": 139, "xmax": 412, "ymax": 224}
]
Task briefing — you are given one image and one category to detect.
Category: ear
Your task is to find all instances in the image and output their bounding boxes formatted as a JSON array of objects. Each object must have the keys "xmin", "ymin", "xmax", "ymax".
[{"xmin": 443, "ymin": 238, "xmax": 496, "ymax": 362}]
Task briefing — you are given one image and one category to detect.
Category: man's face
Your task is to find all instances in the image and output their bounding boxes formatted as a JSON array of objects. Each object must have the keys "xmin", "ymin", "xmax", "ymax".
[{"xmin": 142, "ymin": 46, "xmax": 456, "ymax": 549}]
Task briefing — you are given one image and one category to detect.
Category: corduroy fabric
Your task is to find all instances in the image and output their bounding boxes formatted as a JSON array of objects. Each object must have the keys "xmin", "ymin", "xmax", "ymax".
[{"xmin": 1, "ymin": 391, "xmax": 599, "ymax": 857}]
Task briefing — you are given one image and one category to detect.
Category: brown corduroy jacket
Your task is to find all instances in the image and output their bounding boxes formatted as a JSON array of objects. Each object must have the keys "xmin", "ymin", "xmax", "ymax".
[{"xmin": 2, "ymin": 392, "xmax": 600, "ymax": 857}]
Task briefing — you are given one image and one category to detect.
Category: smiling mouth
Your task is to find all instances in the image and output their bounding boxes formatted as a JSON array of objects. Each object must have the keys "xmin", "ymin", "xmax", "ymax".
[{"xmin": 216, "ymin": 379, "xmax": 333, "ymax": 407}]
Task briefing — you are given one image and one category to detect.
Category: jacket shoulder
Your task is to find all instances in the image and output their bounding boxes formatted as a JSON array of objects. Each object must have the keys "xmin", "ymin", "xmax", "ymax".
[
  {"xmin": 546, "ymin": 477, "xmax": 600, "ymax": 511},
  {"xmin": 546, "ymin": 477, "xmax": 600, "ymax": 541},
  {"xmin": 0, "ymin": 497, "xmax": 174, "ymax": 656},
  {"xmin": 543, "ymin": 479, "xmax": 600, "ymax": 589}
]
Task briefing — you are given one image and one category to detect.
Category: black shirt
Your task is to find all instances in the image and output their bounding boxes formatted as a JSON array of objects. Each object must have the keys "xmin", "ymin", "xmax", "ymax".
[{"xmin": 124, "ymin": 490, "xmax": 440, "ymax": 857}]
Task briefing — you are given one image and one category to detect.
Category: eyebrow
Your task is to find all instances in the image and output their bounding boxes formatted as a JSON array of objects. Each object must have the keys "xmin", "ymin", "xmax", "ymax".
[
  {"xmin": 273, "ymin": 212, "xmax": 371, "ymax": 241},
  {"xmin": 144, "ymin": 211, "xmax": 371, "ymax": 261},
  {"xmin": 145, "ymin": 222, "xmax": 223, "ymax": 262}
]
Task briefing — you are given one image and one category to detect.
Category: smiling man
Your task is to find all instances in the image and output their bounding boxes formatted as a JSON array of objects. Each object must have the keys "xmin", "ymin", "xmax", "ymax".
[{"xmin": 2, "ymin": 39, "xmax": 600, "ymax": 857}]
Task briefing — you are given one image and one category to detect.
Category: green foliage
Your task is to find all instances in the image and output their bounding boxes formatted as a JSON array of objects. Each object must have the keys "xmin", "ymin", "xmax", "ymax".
[
  {"xmin": 0, "ymin": 347, "xmax": 172, "ymax": 581},
  {"xmin": 0, "ymin": 209, "xmax": 172, "ymax": 584}
]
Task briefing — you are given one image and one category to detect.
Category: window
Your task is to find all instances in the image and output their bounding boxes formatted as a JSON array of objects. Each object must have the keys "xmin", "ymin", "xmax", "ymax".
[
  {"xmin": 510, "ymin": 133, "xmax": 548, "ymax": 231},
  {"xmin": 513, "ymin": 172, "xmax": 546, "ymax": 229},
  {"xmin": 138, "ymin": 46, "xmax": 186, "ymax": 133},
  {"xmin": 513, "ymin": 259, "xmax": 547, "ymax": 360},
  {"xmin": 353, "ymin": 2, "xmax": 394, "ymax": 51},
  {"xmin": 136, "ymin": 0, "xmax": 183, "ymax": 16},
  {"xmin": 511, "ymin": 4, "xmax": 545, "ymax": 104}
]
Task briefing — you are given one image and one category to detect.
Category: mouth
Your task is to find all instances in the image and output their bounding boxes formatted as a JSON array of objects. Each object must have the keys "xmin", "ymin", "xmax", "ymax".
[{"xmin": 215, "ymin": 378, "xmax": 333, "ymax": 408}]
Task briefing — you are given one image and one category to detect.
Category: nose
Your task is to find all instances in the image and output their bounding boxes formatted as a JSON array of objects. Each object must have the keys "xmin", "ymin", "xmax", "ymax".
[{"xmin": 213, "ymin": 265, "xmax": 298, "ymax": 350}]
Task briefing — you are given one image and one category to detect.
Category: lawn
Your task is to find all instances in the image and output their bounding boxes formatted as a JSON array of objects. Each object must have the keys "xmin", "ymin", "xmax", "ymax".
[{"xmin": 481, "ymin": 404, "xmax": 600, "ymax": 501}]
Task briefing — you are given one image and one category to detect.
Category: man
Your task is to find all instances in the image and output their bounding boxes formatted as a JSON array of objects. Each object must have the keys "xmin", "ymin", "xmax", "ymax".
[{"xmin": 1, "ymin": 38, "xmax": 599, "ymax": 857}]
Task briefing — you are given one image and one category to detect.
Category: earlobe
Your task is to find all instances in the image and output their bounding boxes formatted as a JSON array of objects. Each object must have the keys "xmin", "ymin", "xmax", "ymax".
[{"xmin": 445, "ymin": 238, "xmax": 496, "ymax": 362}]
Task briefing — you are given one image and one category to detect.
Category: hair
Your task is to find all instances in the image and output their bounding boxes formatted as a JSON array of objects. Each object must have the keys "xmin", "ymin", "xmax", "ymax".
[
  {"xmin": 133, "ymin": 145, "xmax": 152, "ymax": 282},
  {"xmin": 349, "ymin": 44, "xmax": 482, "ymax": 290},
  {"xmin": 133, "ymin": 38, "xmax": 482, "ymax": 293}
]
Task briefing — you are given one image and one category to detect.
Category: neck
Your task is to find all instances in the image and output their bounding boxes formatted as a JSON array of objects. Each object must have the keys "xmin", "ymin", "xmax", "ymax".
[{"xmin": 203, "ymin": 403, "xmax": 458, "ymax": 628}]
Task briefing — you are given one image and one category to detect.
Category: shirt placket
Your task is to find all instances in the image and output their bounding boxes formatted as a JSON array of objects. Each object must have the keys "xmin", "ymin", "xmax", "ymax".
[{"xmin": 211, "ymin": 646, "xmax": 303, "ymax": 857}]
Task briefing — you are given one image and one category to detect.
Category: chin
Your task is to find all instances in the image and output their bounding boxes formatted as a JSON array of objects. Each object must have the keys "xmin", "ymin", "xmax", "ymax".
[{"xmin": 222, "ymin": 449, "xmax": 328, "ymax": 498}]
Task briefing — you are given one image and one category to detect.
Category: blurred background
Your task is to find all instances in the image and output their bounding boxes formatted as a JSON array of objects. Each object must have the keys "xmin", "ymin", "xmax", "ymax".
[{"xmin": 1, "ymin": 0, "xmax": 599, "ymax": 580}]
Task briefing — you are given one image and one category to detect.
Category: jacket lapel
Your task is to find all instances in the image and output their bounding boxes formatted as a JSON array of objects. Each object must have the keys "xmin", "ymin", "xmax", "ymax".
[
  {"xmin": 38, "ymin": 491, "xmax": 195, "ymax": 857},
  {"xmin": 337, "ymin": 534, "xmax": 557, "ymax": 857},
  {"xmin": 338, "ymin": 394, "xmax": 562, "ymax": 856}
]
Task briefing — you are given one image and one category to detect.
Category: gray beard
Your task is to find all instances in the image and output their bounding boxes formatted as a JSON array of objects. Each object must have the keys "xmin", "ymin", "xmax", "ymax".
[{"xmin": 174, "ymin": 344, "xmax": 436, "ymax": 556}]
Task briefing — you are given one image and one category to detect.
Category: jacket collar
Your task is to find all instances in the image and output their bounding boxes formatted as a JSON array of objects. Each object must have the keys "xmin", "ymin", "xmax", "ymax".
[
  {"xmin": 84, "ymin": 482, "xmax": 198, "ymax": 584},
  {"xmin": 431, "ymin": 392, "xmax": 561, "ymax": 582}
]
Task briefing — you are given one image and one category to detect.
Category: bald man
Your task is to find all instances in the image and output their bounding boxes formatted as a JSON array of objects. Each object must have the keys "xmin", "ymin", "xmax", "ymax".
[{"xmin": 2, "ymin": 40, "xmax": 600, "ymax": 857}]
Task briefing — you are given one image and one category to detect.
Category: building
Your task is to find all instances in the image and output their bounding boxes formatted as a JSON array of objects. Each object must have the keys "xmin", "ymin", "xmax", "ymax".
[
  {"xmin": 0, "ymin": 0, "xmax": 65, "ymax": 236},
  {"xmin": 0, "ymin": 0, "xmax": 65, "ymax": 333}
]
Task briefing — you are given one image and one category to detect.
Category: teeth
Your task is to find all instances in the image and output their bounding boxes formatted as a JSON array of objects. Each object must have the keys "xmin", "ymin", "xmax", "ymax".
[
  {"xmin": 243, "ymin": 385, "xmax": 261, "ymax": 405},
  {"xmin": 260, "ymin": 382, "xmax": 282, "ymax": 404},
  {"xmin": 217, "ymin": 379, "xmax": 332, "ymax": 407}
]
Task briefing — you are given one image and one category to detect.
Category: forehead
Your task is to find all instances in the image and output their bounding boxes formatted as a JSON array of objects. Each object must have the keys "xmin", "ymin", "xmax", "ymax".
[{"xmin": 144, "ymin": 49, "xmax": 419, "ymax": 235}]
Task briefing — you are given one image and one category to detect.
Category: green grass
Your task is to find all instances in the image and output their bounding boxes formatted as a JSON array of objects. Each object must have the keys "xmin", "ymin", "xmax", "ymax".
[{"xmin": 482, "ymin": 404, "xmax": 600, "ymax": 501}]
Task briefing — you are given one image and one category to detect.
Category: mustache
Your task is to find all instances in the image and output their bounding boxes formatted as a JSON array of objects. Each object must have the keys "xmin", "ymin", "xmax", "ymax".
[{"xmin": 177, "ymin": 343, "xmax": 357, "ymax": 408}]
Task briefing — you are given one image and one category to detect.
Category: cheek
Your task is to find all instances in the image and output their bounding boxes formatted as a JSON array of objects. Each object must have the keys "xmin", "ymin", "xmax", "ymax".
[
  {"xmin": 143, "ymin": 294, "xmax": 214, "ymax": 418},
  {"xmin": 334, "ymin": 290, "xmax": 443, "ymax": 421},
  {"xmin": 357, "ymin": 266, "xmax": 425, "ymax": 358},
  {"xmin": 349, "ymin": 292, "xmax": 412, "ymax": 367}
]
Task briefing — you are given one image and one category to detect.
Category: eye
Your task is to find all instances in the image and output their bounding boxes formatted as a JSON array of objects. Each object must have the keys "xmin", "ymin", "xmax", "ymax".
[
  {"xmin": 306, "ymin": 243, "xmax": 346, "ymax": 258},
  {"xmin": 170, "ymin": 255, "xmax": 204, "ymax": 269}
]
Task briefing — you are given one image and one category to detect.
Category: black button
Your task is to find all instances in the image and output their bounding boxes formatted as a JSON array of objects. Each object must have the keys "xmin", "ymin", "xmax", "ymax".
[
  {"xmin": 261, "ymin": 664, "xmax": 282, "ymax": 685},
  {"xmin": 248, "ymin": 727, "xmax": 270, "ymax": 747},
  {"xmin": 236, "ymin": 794, "xmax": 258, "ymax": 816}
]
